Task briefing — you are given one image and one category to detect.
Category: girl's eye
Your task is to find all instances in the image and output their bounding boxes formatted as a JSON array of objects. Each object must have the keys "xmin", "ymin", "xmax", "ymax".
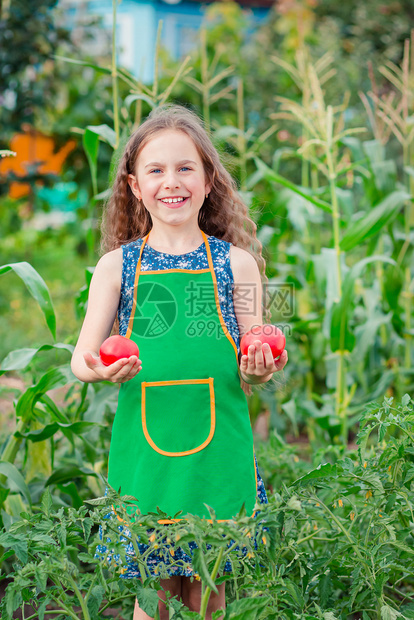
[
  {"xmin": 150, "ymin": 169, "xmax": 162, "ymax": 174},
  {"xmin": 180, "ymin": 166, "xmax": 191, "ymax": 172}
]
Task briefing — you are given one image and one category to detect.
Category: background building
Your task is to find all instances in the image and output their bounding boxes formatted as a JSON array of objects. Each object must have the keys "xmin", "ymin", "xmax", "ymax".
[{"xmin": 58, "ymin": 0, "xmax": 273, "ymax": 83}]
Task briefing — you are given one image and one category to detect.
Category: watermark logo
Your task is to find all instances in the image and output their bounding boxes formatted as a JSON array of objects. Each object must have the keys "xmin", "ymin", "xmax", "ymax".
[
  {"xmin": 134, "ymin": 280, "xmax": 294, "ymax": 339},
  {"xmin": 184, "ymin": 281, "xmax": 217, "ymax": 317},
  {"xmin": 134, "ymin": 282, "xmax": 177, "ymax": 338},
  {"xmin": 264, "ymin": 283, "xmax": 295, "ymax": 318}
]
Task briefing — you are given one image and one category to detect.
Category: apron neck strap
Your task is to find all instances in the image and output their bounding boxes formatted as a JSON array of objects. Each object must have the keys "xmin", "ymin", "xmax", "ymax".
[{"xmin": 137, "ymin": 230, "xmax": 214, "ymax": 273}]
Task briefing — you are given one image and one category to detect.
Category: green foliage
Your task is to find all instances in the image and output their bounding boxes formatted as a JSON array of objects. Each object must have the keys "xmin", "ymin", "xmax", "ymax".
[
  {"xmin": 0, "ymin": 0, "xmax": 70, "ymax": 134},
  {"xmin": 1, "ymin": 395, "xmax": 413, "ymax": 619}
]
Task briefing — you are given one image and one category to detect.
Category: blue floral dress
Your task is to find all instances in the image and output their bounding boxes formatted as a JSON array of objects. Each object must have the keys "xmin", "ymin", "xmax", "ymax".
[{"xmin": 96, "ymin": 235, "xmax": 268, "ymax": 578}]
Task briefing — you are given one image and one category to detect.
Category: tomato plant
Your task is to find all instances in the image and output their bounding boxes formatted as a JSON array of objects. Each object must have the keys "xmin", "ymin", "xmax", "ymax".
[
  {"xmin": 240, "ymin": 324, "xmax": 286, "ymax": 360},
  {"xmin": 99, "ymin": 335, "xmax": 139, "ymax": 366}
]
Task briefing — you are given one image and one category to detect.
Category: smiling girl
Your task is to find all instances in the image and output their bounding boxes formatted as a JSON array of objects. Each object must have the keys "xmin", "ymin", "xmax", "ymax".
[{"xmin": 71, "ymin": 105, "xmax": 288, "ymax": 619}]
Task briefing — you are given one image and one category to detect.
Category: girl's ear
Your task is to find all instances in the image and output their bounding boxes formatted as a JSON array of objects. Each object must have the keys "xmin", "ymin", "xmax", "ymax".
[
  {"xmin": 205, "ymin": 179, "xmax": 212, "ymax": 196},
  {"xmin": 128, "ymin": 174, "xmax": 141, "ymax": 201}
]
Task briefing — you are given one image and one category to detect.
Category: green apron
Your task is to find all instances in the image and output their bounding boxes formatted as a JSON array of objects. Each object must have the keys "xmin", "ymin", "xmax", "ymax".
[{"xmin": 108, "ymin": 230, "xmax": 257, "ymax": 521}]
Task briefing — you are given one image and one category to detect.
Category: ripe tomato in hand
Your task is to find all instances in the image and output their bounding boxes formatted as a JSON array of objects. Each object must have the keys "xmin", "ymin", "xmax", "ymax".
[
  {"xmin": 240, "ymin": 324, "xmax": 286, "ymax": 360},
  {"xmin": 99, "ymin": 335, "xmax": 139, "ymax": 366}
]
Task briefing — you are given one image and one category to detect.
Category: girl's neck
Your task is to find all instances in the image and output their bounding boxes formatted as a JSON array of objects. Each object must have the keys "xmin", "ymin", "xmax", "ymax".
[{"xmin": 146, "ymin": 228, "xmax": 204, "ymax": 255}]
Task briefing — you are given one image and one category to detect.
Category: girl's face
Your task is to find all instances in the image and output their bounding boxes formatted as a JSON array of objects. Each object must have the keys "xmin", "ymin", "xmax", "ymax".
[{"xmin": 128, "ymin": 129, "xmax": 211, "ymax": 232}]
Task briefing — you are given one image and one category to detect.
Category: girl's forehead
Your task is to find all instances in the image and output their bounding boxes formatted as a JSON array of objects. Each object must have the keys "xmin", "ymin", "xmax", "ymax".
[{"xmin": 138, "ymin": 129, "xmax": 200, "ymax": 162}]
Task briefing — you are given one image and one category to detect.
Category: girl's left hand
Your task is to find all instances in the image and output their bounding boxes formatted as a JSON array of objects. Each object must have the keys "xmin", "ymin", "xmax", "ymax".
[{"xmin": 240, "ymin": 340, "xmax": 288, "ymax": 385}]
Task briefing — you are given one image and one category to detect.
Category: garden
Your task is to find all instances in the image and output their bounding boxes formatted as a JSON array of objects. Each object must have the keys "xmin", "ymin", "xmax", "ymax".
[{"xmin": 0, "ymin": 0, "xmax": 414, "ymax": 618}]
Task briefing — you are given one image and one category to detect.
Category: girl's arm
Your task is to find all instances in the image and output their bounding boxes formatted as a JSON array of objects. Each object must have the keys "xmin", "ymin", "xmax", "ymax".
[
  {"xmin": 230, "ymin": 245, "xmax": 288, "ymax": 385},
  {"xmin": 71, "ymin": 249, "xmax": 142, "ymax": 383}
]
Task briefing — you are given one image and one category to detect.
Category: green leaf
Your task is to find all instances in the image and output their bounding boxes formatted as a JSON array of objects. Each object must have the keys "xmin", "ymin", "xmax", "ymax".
[
  {"xmin": 134, "ymin": 583, "xmax": 160, "ymax": 617},
  {"xmin": 330, "ymin": 299, "xmax": 355, "ymax": 353},
  {"xmin": 374, "ymin": 572, "xmax": 388, "ymax": 597},
  {"xmin": 253, "ymin": 156, "xmax": 333, "ymax": 214},
  {"xmin": 124, "ymin": 93, "xmax": 156, "ymax": 110},
  {"xmin": 32, "ymin": 534, "xmax": 57, "ymax": 546},
  {"xmin": 319, "ymin": 572, "xmax": 332, "ymax": 608},
  {"xmin": 0, "ymin": 462, "xmax": 31, "ymax": 507},
  {"xmin": 108, "ymin": 126, "xmax": 130, "ymax": 187},
  {"xmin": 340, "ymin": 191, "xmax": 410, "ymax": 251},
  {"xmin": 87, "ymin": 124, "xmax": 117, "ymax": 148},
  {"xmin": 83, "ymin": 129, "xmax": 99, "ymax": 194},
  {"xmin": 78, "ymin": 552, "xmax": 94, "ymax": 562},
  {"xmin": 353, "ymin": 311, "xmax": 392, "ymax": 362},
  {"xmin": 5, "ymin": 583, "xmax": 23, "ymax": 617},
  {"xmin": 15, "ymin": 365, "xmax": 76, "ymax": 422},
  {"xmin": 54, "ymin": 55, "xmax": 112, "ymax": 74},
  {"xmin": 285, "ymin": 579, "xmax": 304, "ymax": 610},
  {"xmin": 330, "ymin": 255, "xmax": 397, "ymax": 353},
  {"xmin": 0, "ymin": 533, "xmax": 28, "ymax": 564},
  {"xmin": 57, "ymin": 482, "xmax": 83, "ymax": 509},
  {"xmin": 0, "ymin": 262, "xmax": 56, "ymax": 340},
  {"xmin": 45, "ymin": 466, "xmax": 97, "ymax": 486},
  {"xmin": 41, "ymin": 489, "xmax": 53, "ymax": 516},
  {"xmin": 380, "ymin": 604, "xmax": 404, "ymax": 619},
  {"xmin": 82, "ymin": 517, "xmax": 93, "ymax": 542},
  {"xmin": 1, "ymin": 343, "xmax": 73, "ymax": 372},
  {"xmin": 399, "ymin": 602, "xmax": 414, "ymax": 619},
  {"xmin": 362, "ymin": 139, "xmax": 385, "ymax": 166},
  {"xmin": 214, "ymin": 126, "xmax": 246, "ymax": 141},
  {"xmin": 224, "ymin": 596, "xmax": 271, "ymax": 619},
  {"xmin": 378, "ymin": 422, "xmax": 387, "ymax": 442},
  {"xmin": 38, "ymin": 600, "xmax": 47, "ymax": 620},
  {"xmin": 35, "ymin": 566, "xmax": 48, "ymax": 592},
  {"xmin": 292, "ymin": 462, "xmax": 337, "ymax": 487},
  {"xmin": 14, "ymin": 423, "xmax": 58, "ymax": 442},
  {"xmin": 87, "ymin": 585, "xmax": 105, "ymax": 620},
  {"xmin": 192, "ymin": 547, "xmax": 218, "ymax": 594}
]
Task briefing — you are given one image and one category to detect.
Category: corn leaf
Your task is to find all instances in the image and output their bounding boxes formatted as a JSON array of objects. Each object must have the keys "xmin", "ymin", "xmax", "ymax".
[
  {"xmin": 340, "ymin": 191, "xmax": 410, "ymax": 251},
  {"xmin": 0, "ymin": 462, "xmax": 31, "ymax": 507},
  {"xmin": 330, "ymin": 256, "xmax": 397, "ymax": 353},
  {"xmin": 254, "ymin": 157, "xmax": 333, "ymax": 214},
  {"xmin": 15, "ymin": 366, "xmax": 76, "ymax": 422},
  {"xmin": 1, "ymin": 343, "xmax": 73, "ymax": 374},
  {"xmin": 0, "ymin": 262, "xmax": 56, "ymax": 340}
]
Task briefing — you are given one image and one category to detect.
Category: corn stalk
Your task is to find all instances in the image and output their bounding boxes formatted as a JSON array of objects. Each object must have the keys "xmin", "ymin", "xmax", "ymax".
[
  {"xmin": 271, "ymin": 54, "xmax": 366, "ymax": 441},
  {"xmin": 184, "ymin": 28, "xmax": 235, "ymax": 132},
  {"xmin": 366, "ymin": 31, "xmax": 414, "ymax": 374},
  {"xmin": 271, "ymin": 47, "xmax": 336, "ymax": 190}
]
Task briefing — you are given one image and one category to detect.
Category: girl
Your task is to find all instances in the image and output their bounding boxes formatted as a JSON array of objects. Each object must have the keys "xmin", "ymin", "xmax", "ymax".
[{"xmin": 71, "ymin": 104, "xmax": 288, "ymax": 620}]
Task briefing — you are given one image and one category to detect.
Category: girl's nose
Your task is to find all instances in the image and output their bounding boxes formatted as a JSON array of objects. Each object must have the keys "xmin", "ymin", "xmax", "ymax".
[{"xmin": 163, "ymin": 171, "xmax": 180, "ymax": 189}]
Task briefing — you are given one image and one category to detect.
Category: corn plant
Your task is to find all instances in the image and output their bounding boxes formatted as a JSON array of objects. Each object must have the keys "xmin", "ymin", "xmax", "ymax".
[
  {"xmin": 0, "ymin": 262, "xmax": 118, "ymax": 526},
  {"xmin": 361, "ymin": 30, "xmax": 414, "ymax": 377},
  {"xmin": 250, "ymin": 47, "xmax": 411, "ymax": 446},
  {"xmin": 183, "ymin": 27, "xmax": 236, "ymax": 132},
  {"xmin": 271, "ymin": 47, "xmax": 336, "ymax": 190}
]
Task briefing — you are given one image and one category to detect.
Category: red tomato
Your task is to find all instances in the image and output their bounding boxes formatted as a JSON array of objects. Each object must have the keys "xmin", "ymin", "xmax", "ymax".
[
  {"xmin": 240, "ymin": 324, "xmax": 286, "ymax": 360},
  {"xmin": 99, "ymin": 335, "xmax": 139, "ymax": 366}
]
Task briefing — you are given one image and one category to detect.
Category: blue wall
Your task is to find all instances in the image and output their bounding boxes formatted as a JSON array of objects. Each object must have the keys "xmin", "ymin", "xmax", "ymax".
[{"xmin": 62, "ymin": 0, "xmax": 269, "ymax": 83}]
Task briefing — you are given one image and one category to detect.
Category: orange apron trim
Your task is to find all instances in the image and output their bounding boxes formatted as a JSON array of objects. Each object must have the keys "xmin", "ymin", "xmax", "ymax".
[{"xmin": 141, "ymin": 378, "xmax": 216, "ymax": 457}]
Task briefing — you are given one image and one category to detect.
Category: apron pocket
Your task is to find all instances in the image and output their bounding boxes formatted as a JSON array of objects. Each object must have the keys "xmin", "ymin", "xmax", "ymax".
[{"xmin": 141, "ymin": 378, "xmax": 215, "ymax": 456}]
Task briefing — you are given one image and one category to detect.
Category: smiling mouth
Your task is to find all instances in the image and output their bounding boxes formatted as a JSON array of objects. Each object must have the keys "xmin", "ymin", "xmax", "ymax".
[{"xmin": 160, "ymin": 197, "xmax": 187, "ymax": 204}]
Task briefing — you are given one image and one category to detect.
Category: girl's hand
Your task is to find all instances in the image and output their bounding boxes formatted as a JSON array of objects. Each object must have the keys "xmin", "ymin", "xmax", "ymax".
[
  {"xmin": 240, "ymin": 340, "xmax": 288, "ymax": 385},
  {"xmin": 83, "ymin": 352, "xmax": 142, "ymax": 383}
]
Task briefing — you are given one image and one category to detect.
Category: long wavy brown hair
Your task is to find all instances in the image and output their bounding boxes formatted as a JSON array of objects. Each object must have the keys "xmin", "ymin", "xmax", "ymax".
[{"xmin": 101, "ymin": 104, "xmax": 273, "ymax": 393}]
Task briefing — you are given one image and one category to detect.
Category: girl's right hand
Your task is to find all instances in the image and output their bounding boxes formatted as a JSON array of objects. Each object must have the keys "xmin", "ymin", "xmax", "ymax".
[{"xmin": 83, "ymin": 352, "xmax": 142, "ymax": 383}]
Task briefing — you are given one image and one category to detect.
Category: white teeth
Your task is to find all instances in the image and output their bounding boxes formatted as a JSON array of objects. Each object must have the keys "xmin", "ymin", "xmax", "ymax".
[{"xmin": 161, "ymin": 197, "xmax": 185, "ymax": 204}]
